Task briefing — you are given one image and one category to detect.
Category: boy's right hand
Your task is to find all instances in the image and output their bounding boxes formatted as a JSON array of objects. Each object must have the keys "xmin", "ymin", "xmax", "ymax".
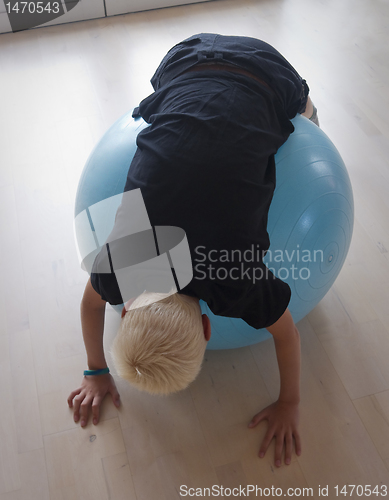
[{"xmin": 67, "ymin": 373, "xmax": 121, "ymax": 427}]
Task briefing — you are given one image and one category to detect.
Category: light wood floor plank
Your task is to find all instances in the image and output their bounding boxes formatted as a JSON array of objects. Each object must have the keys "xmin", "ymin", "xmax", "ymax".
[
  {"xmin": 0, "ymin": 449, "xmax": 50, "ymax": 500},
  {"xmin": 44, "ymin": 417, "xmax": 128, "ymax": 500},
  {"xmin": 1, "ymin": 0, "xmax": 389, "ymax": 497},
  {"xmin": 0, "ymin": 335, "xmax": 21, "ymax": 495},
  {"xmin": 353, "ymin": 391, "xmax": 389, "ymax": 468}
]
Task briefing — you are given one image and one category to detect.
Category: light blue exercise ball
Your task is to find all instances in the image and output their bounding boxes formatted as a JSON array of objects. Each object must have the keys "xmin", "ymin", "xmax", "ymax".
[{"xmin": 74, "ymin": 111, "xmax": 354, "ymax": 350}]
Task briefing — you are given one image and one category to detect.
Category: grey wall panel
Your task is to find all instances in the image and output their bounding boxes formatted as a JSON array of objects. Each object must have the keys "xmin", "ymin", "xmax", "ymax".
[{"xmin": 0, "ymin": 1, "xmax": 12, "ymax": 33}]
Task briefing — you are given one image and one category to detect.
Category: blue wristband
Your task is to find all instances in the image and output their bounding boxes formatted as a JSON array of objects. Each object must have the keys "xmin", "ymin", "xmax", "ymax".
[{"xmin": 84, "ymin": 367, "xmax": 110, "ymax": 376}]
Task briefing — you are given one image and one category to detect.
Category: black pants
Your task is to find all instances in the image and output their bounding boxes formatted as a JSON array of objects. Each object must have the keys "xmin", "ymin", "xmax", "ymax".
[{"xmin": 149, "ymin": 33, "xmax": 309, "ymax": 119}]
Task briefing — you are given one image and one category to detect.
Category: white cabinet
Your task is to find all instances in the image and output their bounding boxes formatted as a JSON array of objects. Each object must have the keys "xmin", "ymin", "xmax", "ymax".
[
  {"xmin": 105, "ymin": 0, "xmax": 212, "ymax": 16},
  {"xmin": 41, "ymin": 0, "xmax": 106, "ymax": 26},
  {"xmin": 0, "ymin": 0, "xmax": 213, "ymax": 34},
  {"xmin": 0, "ymin": 0, "xmax": 105, "ymax": 34}
]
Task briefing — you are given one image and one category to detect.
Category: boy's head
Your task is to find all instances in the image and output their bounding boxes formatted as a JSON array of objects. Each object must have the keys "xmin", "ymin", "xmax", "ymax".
[{"xmin": 110, "ymin": 292, "xmax": 211, "ymax": 395}]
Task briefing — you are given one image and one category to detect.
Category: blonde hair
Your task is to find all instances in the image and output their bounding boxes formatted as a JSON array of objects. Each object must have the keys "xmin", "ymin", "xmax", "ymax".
[{"xmin": 110, "ymin": 292, "xmax": 206, "ymax": 395}]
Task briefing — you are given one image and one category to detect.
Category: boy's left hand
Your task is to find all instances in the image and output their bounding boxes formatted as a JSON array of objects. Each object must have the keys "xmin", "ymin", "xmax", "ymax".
[{"xmin": 248, "ymin": 400, "xmax": 301, "ymax": 467}]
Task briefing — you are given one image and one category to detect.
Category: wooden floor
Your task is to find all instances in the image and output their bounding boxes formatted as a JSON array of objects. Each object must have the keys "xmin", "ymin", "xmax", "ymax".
[{"xmin": 1, "ymin": 0, "xmax": 389, "ymax": 498}]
